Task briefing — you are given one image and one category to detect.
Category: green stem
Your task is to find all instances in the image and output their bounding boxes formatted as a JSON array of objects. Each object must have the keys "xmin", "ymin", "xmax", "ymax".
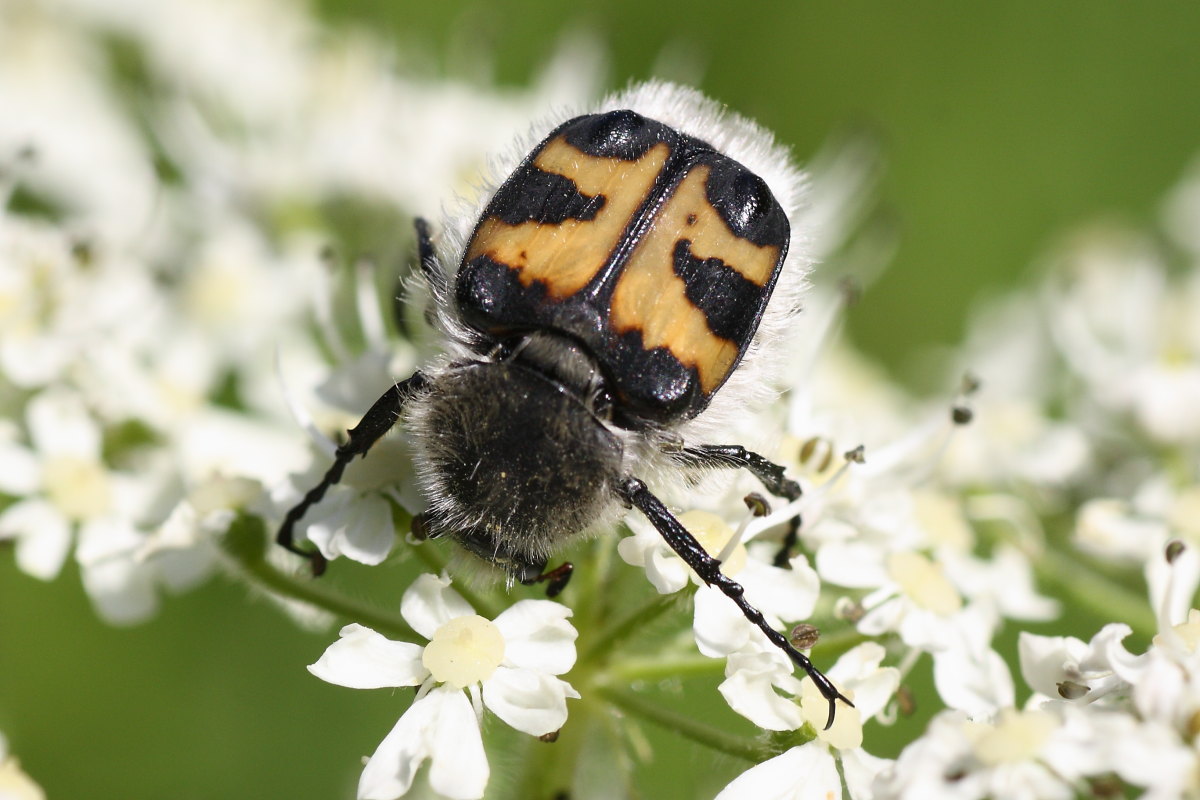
[
  {"xmin": 507, "ymin": 697, "xmax": 594, "ymax": 800},
  {"xmin": 608, "ymin": 626, "xmax": 866, "ymax": 683},
  {"xmin": 1037, "ymin": 548, "xmax": 1156, "ymax": 638},
  {"xmin": 578, "ymin": 592, "xmax": 682, "ymax": 666},
  {"xmin": 608, "ymin": 653, "xmax": 724, "ymax": 683},
  {"xmin": 595, "ymin": 684, "xmax": 768, "ymax": 763},
  {"xmin": 224, "ymin": 517, "xmax": 417, "ymax": 641}
]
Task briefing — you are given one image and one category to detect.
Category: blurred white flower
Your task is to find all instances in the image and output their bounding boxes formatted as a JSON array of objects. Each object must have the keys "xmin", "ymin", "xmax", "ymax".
[
  {"xmin": 0, "ymin": 388, "xmax": 118, "ymax": 580},
  {"xmin": 941, "ymin": 292, "xmax": 1090, "ymax": 490},
  {"xmin": 872, "ymin": 704, "xmax": 1131, "ymax": 800},
  {"xmin": 1047, "ymin": 231, "xmax": 1200, "ymax": 445},
  {"xmin": 0, "ymin": 214, "xmax": 161, "ymax": 390},
  {"xmin": 0, "ymin": 6, "xmax": 157, "ymax": 246},
  {"xmin": 309, "ymin": 573, "xmax": 579, "ymax": 800},
  {"xmin": 0, "ymin": 731, "xmax": 45, "ymax": 800}
]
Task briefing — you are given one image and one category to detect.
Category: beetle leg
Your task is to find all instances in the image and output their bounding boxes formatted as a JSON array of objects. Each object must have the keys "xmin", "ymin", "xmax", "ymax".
[
  {"xmin": 618, "ymin": 476, "xmax": 851, "ymax": 730},
  {"xmin": 450, "ymin": 524, "xmax": 574, "ymax": 598},
  {"xmin": 277, "ymin": 372, "xmax": 428, "ymax": 575},
  {"xmin": 672, "ymin": 443, "xmax": 802, "ymax": 567}
]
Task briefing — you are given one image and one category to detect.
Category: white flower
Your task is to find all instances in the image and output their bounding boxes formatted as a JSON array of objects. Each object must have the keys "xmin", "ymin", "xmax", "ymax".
[
  {"xmin": 1047, "ymin": 232, "xmax": 1200, "ymax": 444},
  {"xmin": 309, "ymin": 573, "xmax": 579, "ymax": 800},
  {"xmin": 0, "ymin": 388, "xmax": 113, "ymax": 580},
  {"xmin": 0, "ymin": 7, "xmax": 157, "ymax": 247},
  {"xmin": 1015, "ymin": 544, "xmax": 1200, "ymax": 798},
  {"xmin": 1018, "ymin": 624, "xmax": 1137, "ymax": 706},
  {"xmin": 717, "ymin": 642, "xmax": 898, "ymax": 800},
  {"xmin": 931, "ymin": 605, "xmax": 1015, "ymax": 717},
  {"xmin": 872, "ymin": 704, "xmax": 1133, "ymax": 800},
  {"xmin": 851, "ymin": 548, "xmax": 969, "ymax": 651},
  {"xmin": 941, "ymin": 291, "xmax": 1090, "ymax": 490}
]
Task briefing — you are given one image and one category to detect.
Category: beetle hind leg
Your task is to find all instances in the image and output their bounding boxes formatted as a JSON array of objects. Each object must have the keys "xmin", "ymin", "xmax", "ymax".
[{"xmin": 618, "ymin": 476, "xmax": 851, "ymax": 729}]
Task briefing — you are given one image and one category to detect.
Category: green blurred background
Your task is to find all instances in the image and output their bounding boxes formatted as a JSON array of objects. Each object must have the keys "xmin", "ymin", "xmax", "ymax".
[{"xmin": 4, "ymin": 1, "xmax": 1200, "ymax": 797}]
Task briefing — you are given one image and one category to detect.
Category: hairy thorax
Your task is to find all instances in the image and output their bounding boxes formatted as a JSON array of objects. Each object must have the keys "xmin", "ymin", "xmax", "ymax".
[{"xmin": 408, "ymin": 352, "xmax": 624, "ymax": 570}]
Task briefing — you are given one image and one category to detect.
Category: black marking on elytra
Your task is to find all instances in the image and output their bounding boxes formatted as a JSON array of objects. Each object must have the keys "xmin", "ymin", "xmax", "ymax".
[
  {"xmin": 561, "ymin": 110, "xmax": 674, "ymax": 161},
  {"xmin": 606, "ymin": 329, "xmax": 699, "ymax": 426},
  {"xmin": 672, "ymin": 240, "xmax": 763, "ymax": 343},
  {"xmin": 456, "ymin": 255, "xmax": 606, "ymax": 340},
  {"xmin": 457, "ymin": 255, "xmax": 698, "ymax": 427},
  {"xmin": 489, "ymin": 167, "xmax": 606, "ymax": 226},
  {"xmin": 702, "ymin": 157, "xmax": 789, "ymax": 249}
]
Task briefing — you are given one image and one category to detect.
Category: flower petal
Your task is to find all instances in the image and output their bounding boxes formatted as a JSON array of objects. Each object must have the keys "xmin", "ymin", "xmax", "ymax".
[
  {"xmin": 716, "ymin": 743, "xmax": 841, "ymax": 800},
  {"xmin": 77, "ymin": 516, "xmax": 158, "ymax": 625},
  {"xmin": 26, "ymin": 388, "xmax": 101, "ymax": 459},
  {"xmin": 493, "ymin": 599, "xmax": 578, "ymax": 675},
  {"xmin": 426, "ymin": 688, "xmax": 490, "ymax": 800},
  {"xmin": 743, "ymin": 554, "xmax": 820, "ymax": 623},
  {"xmin": 400, "ymin": 573, "xmax": 475, "ymax": 640},
  {"xmin": 841, "ymin": 747, "xmax": 892, "ymax": 800},
  {"xmin": 0, "ymin": 439, "xmax": 40, "ymax": 495},
  {"xmin": 305, "ymin": 489, "xmax": 395, "ymax": 566},
  {"xmin": 694, "ymin": 584, "xmax": 754, "ymax": 656},
  {"xmin": 932, "ymin": 643, "xmax": 1013, "ymax": 717},
  {"xmin": 308, "ymin": 624, "xmax": 427, "ymax": 689},
  {"xmin": 482, "ymin": 665, "xmax": 578, "ymax": 736},
  {"xmin": 358, "ymin": 686, "xmax": 487, "ymax": 800},
  {"xmin": 719, "ymin": 649, "xmax": 805, "ymax": 731},
  {"xmin": 0, "ymin": 498, "xmax": 72, "ymax": 580}
]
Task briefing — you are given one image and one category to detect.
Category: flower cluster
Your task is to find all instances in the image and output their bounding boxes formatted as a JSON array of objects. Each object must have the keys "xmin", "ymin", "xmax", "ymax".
[
  {"xmin": 4, "ymin": 0, "xmax": 1200, "ymax": 798},
  {"xmin": 0, "ymin": 0, "xmax": 600, "ymax": 624}
]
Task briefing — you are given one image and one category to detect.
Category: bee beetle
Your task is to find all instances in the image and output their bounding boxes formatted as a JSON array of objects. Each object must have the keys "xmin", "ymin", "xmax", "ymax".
[{"xmin": 278, "ymin": 83, "xmax": 852, "ymax": 726}]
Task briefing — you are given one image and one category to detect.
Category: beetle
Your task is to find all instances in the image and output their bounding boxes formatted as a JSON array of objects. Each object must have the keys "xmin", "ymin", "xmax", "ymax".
[{"xmin": 277, "ymin": 82, "xmax": 852, "ymax": 726}]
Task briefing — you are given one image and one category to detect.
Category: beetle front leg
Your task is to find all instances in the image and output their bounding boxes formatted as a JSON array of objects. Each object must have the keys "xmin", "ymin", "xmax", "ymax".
[{"xmin": 277, "ymin": 372, "xmax": 428, "ymax": 574}]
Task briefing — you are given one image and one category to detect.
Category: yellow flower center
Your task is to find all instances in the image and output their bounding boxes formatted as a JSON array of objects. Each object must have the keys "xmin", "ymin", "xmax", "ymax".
[
  {"xmin": 42, "ymin": 456, "xmax": 111, "ymax": 520},
  {"xmin": 886, "ymin": 551, "xmax": 962, "ymax": 615},
  {"xmin": 914, "ymin": 491, "xmax": 973, "ymax": 552},
  {"xmin": 966, "ymin": 708, "xmax": 1057, "ymax": 766},
  {"xmin": 185, "ymin": 259, "xmax": 250, "ymax": 327},
  {"xmin": 1156, "ymin": 608, "xmax": 1200, "ymax": 652},
  {"xmin": 1169, "ymin": 486, "xmax": 1200, "ymax": 541},
  {"xmin": 800, "ymin": 679, "xmax": 862, "ymax": 750},
  {"xmin": 679, "ymin": 510, "xmax": 746, "ymax": 576},
  {"xmin": 422, "ymin": 615, "xmax": 505, "ymax": 689}
]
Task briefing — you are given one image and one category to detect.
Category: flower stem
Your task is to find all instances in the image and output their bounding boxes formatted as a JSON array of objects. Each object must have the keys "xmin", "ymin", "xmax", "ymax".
[
  {"xmin": 608, "ymin": 629, "xmax": 866, "ymax": 685},
  {"xmin": 223, "ymin": 514, "xmax": 417, "ymax": 640},
  {"xmin": 595, "ymin": 684, "xmax": 768, "ymax": 762},
  {"xmin": 578, "ymin": 592, "xmax": 683, "ymax": 666},
  {"xmin": 608, "ymin": 653, "xmax": 724, "ymax": 683},
  {"xmin": 1036, "ymin": 547, "xmax": 1156, "ymax": 638}
]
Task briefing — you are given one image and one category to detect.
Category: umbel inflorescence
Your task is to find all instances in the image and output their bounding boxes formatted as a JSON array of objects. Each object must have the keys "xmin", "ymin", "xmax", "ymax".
[{"xmin": 2, "ymin": 1, "xmax": 1200, "ymax": 799}]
